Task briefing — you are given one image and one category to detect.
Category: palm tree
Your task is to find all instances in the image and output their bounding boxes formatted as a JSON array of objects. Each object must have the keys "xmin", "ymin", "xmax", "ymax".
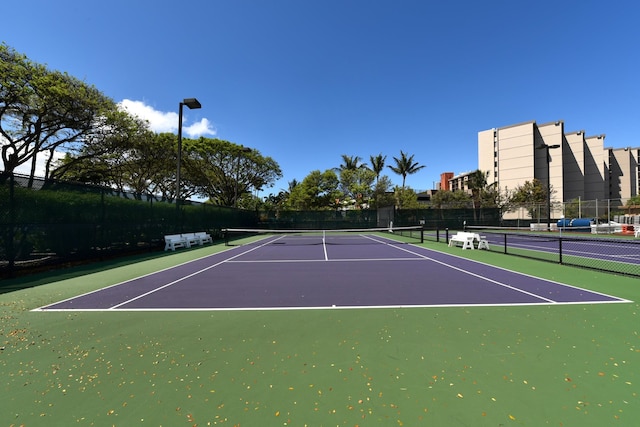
[
  {"xmin": 387, "ymin": 150, "xmax": 425, "ymax": 188},
  {"xmin": 335, "ymin": 154, "xmax": 367, "ymax": 172},
  {"xmin": 287, "ymin": 179, "xmax": 299, "ymax": 193},
  {"xmin": 369, "ymin": 153, "xmax": 386, "ymax": 182},
  {"xmin": 467, "ymin": 169, "xmax": 488, "ymax": 210}
]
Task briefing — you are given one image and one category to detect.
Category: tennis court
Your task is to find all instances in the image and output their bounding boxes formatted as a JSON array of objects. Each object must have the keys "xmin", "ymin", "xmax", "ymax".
[
  {"xmin": 5, "ymin": 228, "xmax": 640, "ymax": 426},
  {"xmin": 474, "ymin": 228, "xmax": 640, "ymax": 263},
  {"xmin": 35, "ymin": 228, "xmax": 628, "ymax": 311}
]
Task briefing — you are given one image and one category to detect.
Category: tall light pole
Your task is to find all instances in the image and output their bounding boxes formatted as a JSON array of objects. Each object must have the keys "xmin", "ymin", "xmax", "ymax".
[
  {"xmin": 176, "ymin": 98, "xmax": 201, "ymax": 203},
  {"xmin": 176, "ymin": 98, "xmax": 201, "ymax": 230},
  {"xmin": 537, "ymin": 143, "xmax": 560, "ymax": 231}
]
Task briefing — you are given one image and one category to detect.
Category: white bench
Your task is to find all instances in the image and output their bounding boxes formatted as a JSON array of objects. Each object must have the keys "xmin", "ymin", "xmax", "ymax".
[
  {"xmin": 164, "ymin": 234, "xmax": 188, "ymax": 251},
  {"xmin": 182, "ymin": 233, "xmax": 202, "ymax": 247},
  {"xmin": 448, "ymin": 232, "xmax": 490, "ymax": 250},
  {"xmin": 164, "ymin": 232, "xmax": 214, "ymax": 251},
  {"xmin": 182, "ymin": 232, "xmax": 214, "ymax": 246},
  {"xmin": 635, "ymin": 228, "xmax": 640, "ymax": 238},
  {"xmin": 195, "ymin": 231, "xmax": 213, "ymax": 244}
]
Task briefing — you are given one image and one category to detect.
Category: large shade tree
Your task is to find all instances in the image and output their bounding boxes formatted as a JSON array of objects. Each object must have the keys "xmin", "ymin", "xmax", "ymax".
[
  {"xmin": 286, "ymin": 170, "xmax": 341, "ymax": 210},
  {"xmin": 187, "ymin": 138, "xmax": 282, "ymax": 206},
  {"xmin": 55, "ymin": 132, "xmax": 188, "ymax": 201},
  {"xmin": 510, "ymin": 179, "xmax": 549, "ymax": 220},
  {"xmin": 0, "ymin": 43, "xmax": 140, "ymax": 182},
  {"xmin": 338, "ymin": 167, "xmax": 376, "ymax": 208}
]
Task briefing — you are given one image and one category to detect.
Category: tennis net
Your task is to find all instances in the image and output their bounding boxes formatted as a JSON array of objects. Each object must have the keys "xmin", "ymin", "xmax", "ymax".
[{"xmin": 223, "ymin": 226, "xmax": 424, "ymax": 246}]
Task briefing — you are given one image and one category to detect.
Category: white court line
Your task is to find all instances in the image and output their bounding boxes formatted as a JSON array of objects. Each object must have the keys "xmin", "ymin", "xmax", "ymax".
[
  {"xmin": 322, "ymin": 232, "xmax": 329, "ymax": 261},
  {"xmin": 227, "ymin": 234, "xmax": 631, "ymax": 304},
  {"xmin": 364, "ymin": 235, "xmax": 631, "ymax": 304},
  {"xmin": 34, "ymin": 234, "xmax": 631, "ymax": 312},
  {"xmin": 108, "ymin": 235, "xmax": 287, "ymax": 309},
  {"xmin": 31, "ymin": 244, "xmax": 247, "ymax": 312},
  {"xmin": 228, "ymin": 257, "xmax": 424, "ymax": 263},
  {"xmin": 37, "ymin": 299, "xmax": 631, "ymax": 313},
  {"xmin": 32, "ymin": 235, "xmax": 286, "ymax": 312},
  {"xmin": 361, "ymin": 235, "xmax": 557, "ymax": 303}
]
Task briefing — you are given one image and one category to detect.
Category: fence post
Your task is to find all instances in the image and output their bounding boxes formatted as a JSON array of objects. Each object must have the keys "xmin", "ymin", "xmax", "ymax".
[
  {"xmin": 558, "ymin": 237, "xmax": 563, "ymax": 264},
  {"xmin": 7, "ymin": 173, "xmax": 16, "ymax": 275}
]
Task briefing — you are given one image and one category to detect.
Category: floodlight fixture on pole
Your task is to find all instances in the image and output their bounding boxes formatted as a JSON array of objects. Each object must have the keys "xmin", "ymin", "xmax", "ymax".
[
  {"xmin": 176, "ymin": 97, "xmax": 201, "ymax": 227},
  {"xmin": 537, "ymin": 143, "xmax": 560, "ymax": 231}
]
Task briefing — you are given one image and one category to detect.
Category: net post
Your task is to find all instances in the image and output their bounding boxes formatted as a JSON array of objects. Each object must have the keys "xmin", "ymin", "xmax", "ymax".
[{"xmin": 223, "ymin": 228, "xmax": 229, "ymax": 246}]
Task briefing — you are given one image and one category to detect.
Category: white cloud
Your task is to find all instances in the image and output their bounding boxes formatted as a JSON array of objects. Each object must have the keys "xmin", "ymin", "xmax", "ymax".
[
  {"xmin": 184, "ymin": 118, "xmax": 215, "ymax": 138},
  {"xmin": 118, "ymin": 99, "xmax": 216, "ymax": 137},
  {"xmin": 8, "ymin": 100, "xmax": 216, "ymax": 178}
]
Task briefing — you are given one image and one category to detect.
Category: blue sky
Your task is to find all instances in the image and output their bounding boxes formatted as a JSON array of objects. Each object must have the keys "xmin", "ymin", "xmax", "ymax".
[{"xmin": 4, "ymin": 0, "xmax": 640, "ymax": 196}]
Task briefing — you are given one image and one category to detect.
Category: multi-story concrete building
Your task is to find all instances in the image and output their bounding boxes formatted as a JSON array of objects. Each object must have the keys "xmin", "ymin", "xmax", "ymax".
[
  {"xmin": 448, "ymin": 171, "xmax": 473, "ymax": 193},
  {"xmin": 478, "ymin": 120, "xmax": 639, "ymax": 219},
  {"xmin": 607, "ymin": 147, "xmax": 640, "ymax": 201}
]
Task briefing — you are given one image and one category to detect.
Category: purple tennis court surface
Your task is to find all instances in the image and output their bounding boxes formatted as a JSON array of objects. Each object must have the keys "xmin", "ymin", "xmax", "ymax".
[{"xmin": 36, "ymin": 234, "xmax": 629, "ymax": 311}]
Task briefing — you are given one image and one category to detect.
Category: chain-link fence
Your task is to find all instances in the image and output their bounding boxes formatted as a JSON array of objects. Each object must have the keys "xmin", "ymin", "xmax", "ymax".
[
  {"xmin": 255, "ymin": 207, "xmax": 502, "ymax": 231},
  {"xmin": 1, "ymin": 173, "xmax": 258, "ymax": 277},
  {"xmin": 2, "ymin": 172, "xmax": 505, "ymax": 278},
  {"xmin": 460, "ymin": 227, "xmax": 640, "ymax": 278},
  {"xmin": 502, "ymin": 198, "xmax": 640, "ymax": 228}
]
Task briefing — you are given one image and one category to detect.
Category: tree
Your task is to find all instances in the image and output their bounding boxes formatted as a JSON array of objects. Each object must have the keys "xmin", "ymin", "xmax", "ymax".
[
  {"xmin": 387, "ymin": 150, "xmax": 425, "ymax": 188},
  {"xmin": 286, "ymin": 170, "xmax": 341, "ymax": 210},
  {"xmin": 338, "ymin": 167, "xmax": 376, "ymax": 208},
  {"xmin": 510, "ymin": 179, "xmax": 548, "ymax": 220},
  {"xmin": 394, "ymin": 186, "xmax": 421, "ymax": 209},
  {"xmin": 369, "ymin": 153, "xmax": 386, "ymax": 182},
  {"xmin": 481, "ymin": 183, "xmax": 509, "ymax": 210},
  {"xmin": 431, "ymin": 190, "xmax": 472, "ymax": 209},
  {"xmin": 0, "ymin": 43, "xmax": 138, "ymax": 181},
  {"xmin": 370, "ymin": 175, "xmax": 395, "ymax": 208},
  {"xmin": 467, "ymin": 169, "xmax": 488, "ymax": 210},
  {"xmin": 335, "ymin": 154, "xmax": 367, "ymax": 172},
  {"xmin": 54, "ymin": 131, "xmax": 185, "ymax": 201},
  {"xmin": 625, "ymin": 195, "xmax": 640, "ymax": 207},
  {"xmin": 187, "ymin": 138, "xmax": 282, "ymax": 206},
  {"xmin": 287, "ymin": 179, "xmax": 299, "ymax": 193}
]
